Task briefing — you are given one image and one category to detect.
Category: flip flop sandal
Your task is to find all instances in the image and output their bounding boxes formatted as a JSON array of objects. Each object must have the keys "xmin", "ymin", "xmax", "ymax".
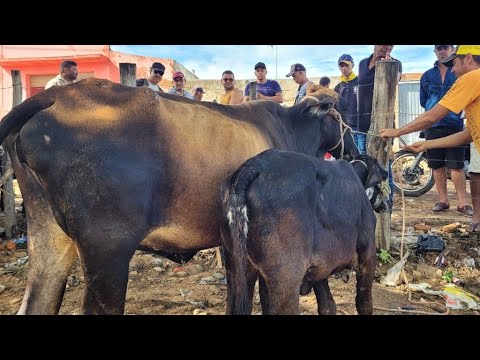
[{"xmin": 467, "ymin": 221, "xmax": 480, "ymax": 233}]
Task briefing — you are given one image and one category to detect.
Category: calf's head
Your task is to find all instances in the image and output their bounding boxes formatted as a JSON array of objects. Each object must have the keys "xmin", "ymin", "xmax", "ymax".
[{"xmin": 350, "ymin": 154, "xmax": 389, "ymax": 212}]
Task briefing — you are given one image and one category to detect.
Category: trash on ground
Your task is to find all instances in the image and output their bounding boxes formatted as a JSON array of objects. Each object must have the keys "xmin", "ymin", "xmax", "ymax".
[{"xmin": 409, "ymin": 283, "xmax": 480, "ymax": 310}]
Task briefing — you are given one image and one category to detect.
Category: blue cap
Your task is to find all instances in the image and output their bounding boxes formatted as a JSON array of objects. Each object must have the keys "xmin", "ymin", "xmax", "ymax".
[{"xmin": 338, "ymin": 54, "xmax": 354, "ymax": 65}]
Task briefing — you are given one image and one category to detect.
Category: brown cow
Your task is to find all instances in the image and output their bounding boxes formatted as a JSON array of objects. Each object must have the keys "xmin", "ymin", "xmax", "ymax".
[{"xmin": 0, "ymin": 78, "xmax": 358, "ymax": 314}]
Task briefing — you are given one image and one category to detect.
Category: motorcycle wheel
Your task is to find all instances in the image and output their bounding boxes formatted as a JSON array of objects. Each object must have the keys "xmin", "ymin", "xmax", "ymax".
[{"xmin": 391, "ymin": 150, "xmax": 435, "ymax": 197}]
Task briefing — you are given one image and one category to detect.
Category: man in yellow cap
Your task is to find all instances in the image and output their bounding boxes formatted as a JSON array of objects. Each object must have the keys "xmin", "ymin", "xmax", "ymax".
[{"xmin": 380, "ymin": 45, "xmax": 480, "ymax": 232}]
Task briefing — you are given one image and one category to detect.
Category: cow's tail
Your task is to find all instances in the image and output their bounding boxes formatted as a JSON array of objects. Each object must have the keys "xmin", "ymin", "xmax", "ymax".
[
  {"xmin": 222, "ymin": 164, "xmax": 260, "ymax": 315},
  {"xmin": 0, "ymin": 89, "xmax": 56, "ymax": 145}
]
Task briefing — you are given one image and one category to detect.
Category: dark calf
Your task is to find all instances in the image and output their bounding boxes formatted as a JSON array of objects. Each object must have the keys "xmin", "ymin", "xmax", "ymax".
[{"xmin": 220, "ymin": 150, "xmax": 388, "ymax": 315}]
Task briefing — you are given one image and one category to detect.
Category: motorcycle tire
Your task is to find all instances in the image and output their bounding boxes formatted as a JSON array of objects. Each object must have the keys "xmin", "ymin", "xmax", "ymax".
[{"xmin": 391, "ymin": 150, "xmax": 435, "ymax": 197}]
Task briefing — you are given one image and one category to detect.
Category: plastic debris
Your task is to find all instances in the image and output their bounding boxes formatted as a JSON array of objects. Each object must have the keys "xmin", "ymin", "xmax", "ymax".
[
  {"xmin": 414, "ymin": 234, "xmax": 445, "ymax": 253},
  {"xmin": 381, "ymin": 251, "xmax": 410, "ymax": 286},
  {"xmin": 12, "ymin": 235, "xmax": 28, "ymax": 249},
  {"xmin": 409, "ymin": 283, "xmax": 480, "ymax": 310}
]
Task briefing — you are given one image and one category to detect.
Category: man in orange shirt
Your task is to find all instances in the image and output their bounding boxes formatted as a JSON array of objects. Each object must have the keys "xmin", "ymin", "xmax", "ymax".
[{"xmin": 380, "ymin": 45, "xmax": 480, "ymax": 232}]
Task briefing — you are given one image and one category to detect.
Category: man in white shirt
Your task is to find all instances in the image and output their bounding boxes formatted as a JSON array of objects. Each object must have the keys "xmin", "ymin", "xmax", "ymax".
[{"xmin": 45, "ymin": 60, "xmax": 78, "ymax": 89}]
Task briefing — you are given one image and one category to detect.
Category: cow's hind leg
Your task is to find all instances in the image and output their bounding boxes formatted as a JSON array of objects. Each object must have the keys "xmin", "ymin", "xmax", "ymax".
[
  {"xmin": 77, "ymin": 237, "xmax": 138, "ymax": 315},
  {"xmin": 355, "ymin": 237, "xmax": 376, "ymax": 315},
  {"xmin": 14, "ymin": 164, "xmax": 77, "ymax": 315},
  {"xmin": 313, "ymin": 280, "xmax": 336, "ymax": 315},
  {"xmin": 261, "ymin": 271, "xmax": 303, "ymax": 315}
]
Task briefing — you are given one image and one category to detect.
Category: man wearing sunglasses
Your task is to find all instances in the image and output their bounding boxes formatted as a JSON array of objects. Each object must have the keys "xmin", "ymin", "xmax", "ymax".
[
  {"xmin": 419, "ymin": 45, "xmax": 471, "ymax": 216},
  {"xmin": 219, "ymin": 70, "xmax": 244, "ymax": 105},
  {"xmin": 136, "ymin": 62, "xmax": 165, "ymax": 92}
]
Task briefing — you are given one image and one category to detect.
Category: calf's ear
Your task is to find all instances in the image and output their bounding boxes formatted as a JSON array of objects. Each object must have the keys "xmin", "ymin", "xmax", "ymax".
[{"xmin": 365, "ymin": 164, "xmax": 384, "ymax": 189}]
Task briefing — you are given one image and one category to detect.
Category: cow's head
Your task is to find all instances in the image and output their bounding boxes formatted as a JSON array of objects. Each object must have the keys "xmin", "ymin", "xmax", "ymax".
[
  {"xmin": 350, "ymin": 154, "xmax": 389, "ymax": 212},
  {"xmin": 300, "ymin": 85, "xmax": 359, "ymax": 161}
]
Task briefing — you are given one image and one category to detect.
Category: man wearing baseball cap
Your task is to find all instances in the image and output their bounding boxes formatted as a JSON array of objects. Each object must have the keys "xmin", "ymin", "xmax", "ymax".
[
  {"xmin": 334, "ymin": 54, "xmax": 359, "ymax": 132},
  {"xmin": 244, "ymin": 62, "xmax": 283, "ymax": 103},
  {"xmin": 192, "ymin": 86, "xmax": 205, "ymax": 101},
  {"xmin": 418, "ymin": 45, "xmax": 471, "ymax": 215},
  {"xmin": 286, "ymin": 63, "xmax": 314, "ymax": 105},
  {"xmin": 168, "ymin": 71, "xmax": 194, "ymax": 99},
  {"xmin": 136, "ymin": 62, "xmax": 165, "ymax": 92},
  {"xmin": 380, "ymin": 45, "xmax": 480, "ymax": 230}
]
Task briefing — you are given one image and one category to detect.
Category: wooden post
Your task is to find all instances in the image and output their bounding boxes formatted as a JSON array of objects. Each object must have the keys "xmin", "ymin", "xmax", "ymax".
[
  {"xmin": 119, "ymin": 63, "xmax": 136, "ymax": 87},
  {"xmin": 366, "ymin": 60, "xmax": 400, "ymax": 251},
  {"xmin": 2, "ymin": 71, "xmax": 21, "ymax": 238},
  {"xmin": 215, "ymin": 247, "xmax": 223, "ymax": 269}
]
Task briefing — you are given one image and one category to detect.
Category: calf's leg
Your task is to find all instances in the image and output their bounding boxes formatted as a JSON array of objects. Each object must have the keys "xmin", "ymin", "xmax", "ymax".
[{"xmin": 313, "ymin": 280, "xmax": 336, "ymax": 315}]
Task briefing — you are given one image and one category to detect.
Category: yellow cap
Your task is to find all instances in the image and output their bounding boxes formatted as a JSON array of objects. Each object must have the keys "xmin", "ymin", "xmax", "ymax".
[{"xmin": 442, "ymin": 45, "xmax": 480, "ymax": 66}]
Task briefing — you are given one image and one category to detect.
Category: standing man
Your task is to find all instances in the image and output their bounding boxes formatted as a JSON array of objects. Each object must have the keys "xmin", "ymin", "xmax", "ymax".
[
  {"xmin": 244, "ymin": 62, "xmax": 283, "ymax": 103},
  {"xmin": 168, "ymin": 71, "xmax": 195, "ymax": 99},
  {"xmin": 334, "ymin": 54, "xmax": 359, "ymax": 135},
  {"xmin": 45, "ymin": 60, "xmax": 78, "ymax": 89},
  {"xmin": 286, "ymin": 63, "xmax": 315, "ymax": 105},
  {"xmin": 136, "ymin": 62, "xmax": 165, "ymax": 92},
  {"xmin": 319, "ymin": 77, "xmax": 331, "ymax": 88},
  {"xmin": 380, "ymin": 45, "xmax": 480, "ymax": 231},
  {"xmin": 219, "ymin": 70, "xmax": 244, "ymax": 105},
  {"xmin": 192, "ymin": 86, "xmax": 205, "ymax": 101},
  {"xmin": 357, "ymin": 45, "xmax": 402, "ymax": 154},
  {"xmin": 420, "ymin": 45, "xmax": 471, "ymax": 215}
]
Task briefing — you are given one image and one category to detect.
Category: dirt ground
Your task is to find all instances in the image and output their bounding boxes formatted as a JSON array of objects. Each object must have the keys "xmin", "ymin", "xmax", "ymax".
[{"xmin": 1, "ymin": 181, "xmax": 480, "ymax": 315}]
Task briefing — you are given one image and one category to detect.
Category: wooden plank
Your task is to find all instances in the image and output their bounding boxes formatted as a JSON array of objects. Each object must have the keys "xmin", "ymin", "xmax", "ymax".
[{"xmin": 2, "ymin": 70, "xmax": 21, "ymax": 238}]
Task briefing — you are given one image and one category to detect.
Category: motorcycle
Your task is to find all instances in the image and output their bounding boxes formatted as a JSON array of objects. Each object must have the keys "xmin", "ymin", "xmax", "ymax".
[
  {"xmin": 391, "ymin": 149, "xmax": 435, "ymax": 197},
  {"xmin": 391, "ymin": 134, "xmax": 470, "ymax": 197}
]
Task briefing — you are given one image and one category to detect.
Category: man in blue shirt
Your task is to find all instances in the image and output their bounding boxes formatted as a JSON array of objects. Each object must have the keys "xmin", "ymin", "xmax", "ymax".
[
  {"xmin": 420, "ymin": 45, "xmax": 472, "ymax": 215},
  {"xmin": 244, "ymin": 62, "xmax": 283, "ymax": 103}
]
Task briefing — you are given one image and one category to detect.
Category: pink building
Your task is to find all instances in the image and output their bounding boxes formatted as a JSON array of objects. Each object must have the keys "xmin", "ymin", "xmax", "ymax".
[{"xmin": 0, "ymin": 45, "xmax": 197, "ymax": 117}]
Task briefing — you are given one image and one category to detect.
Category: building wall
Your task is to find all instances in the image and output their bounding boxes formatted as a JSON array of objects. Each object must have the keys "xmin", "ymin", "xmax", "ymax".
[{"xmin": 0, "ymin": 45, "xmax": 197, "ymax": 118}]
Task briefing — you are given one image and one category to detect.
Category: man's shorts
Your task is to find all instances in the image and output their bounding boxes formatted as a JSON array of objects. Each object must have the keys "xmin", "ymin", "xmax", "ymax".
[
  {"xmin": 469, "ymin": 142, "xmax": 480, "ymax": 174},
  {"xmin": 425, "ymin": 126, "xmax": 465, "ymax": 170}
]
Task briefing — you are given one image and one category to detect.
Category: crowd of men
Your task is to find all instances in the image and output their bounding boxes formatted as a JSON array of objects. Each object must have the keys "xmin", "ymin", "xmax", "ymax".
[{"xmin": 44, "ymin": 45, "xmax": 480, "ymax": 229}]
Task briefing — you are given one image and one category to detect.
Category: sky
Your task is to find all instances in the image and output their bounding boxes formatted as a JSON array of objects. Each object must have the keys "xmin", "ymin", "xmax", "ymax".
[{"xmin": 110, "ymin": 45, "xmax": 439, "ymax": 80}]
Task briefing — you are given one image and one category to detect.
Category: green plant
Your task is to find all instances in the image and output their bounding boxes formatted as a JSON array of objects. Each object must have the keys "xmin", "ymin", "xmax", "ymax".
[
  {"xmin": 377, "ymin": 249, "xmax": 393, "ymax": 264},
  {"xmin": 442, "ymin": 270, "xmax": 454, "ymax": 283}
]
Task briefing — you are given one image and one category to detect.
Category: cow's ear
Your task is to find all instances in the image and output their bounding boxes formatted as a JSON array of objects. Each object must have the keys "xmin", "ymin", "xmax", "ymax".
[
  {"xmin": 365, "ymin": 164, "xmax": 384, "ymax": 189},
  {"xmin": 301, "ymin": 98, "xmax": 334, "ymax": 118}
]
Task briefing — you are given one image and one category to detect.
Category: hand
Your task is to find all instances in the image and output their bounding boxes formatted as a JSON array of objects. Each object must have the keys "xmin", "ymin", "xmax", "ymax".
[
  {"xmin": 382, "ymin": 52, "xmax": 392, "ymax": 61},
  {"xmin": 402, "ymin": 141, "xmax": 427, "ymax": 153},
  {"xmin": 256, "ymin": 92, "xmax": 264, "ymax": 100},
  {"xmin": 379, "ymin": 128, "xmax": 399, "ymax": 139}
]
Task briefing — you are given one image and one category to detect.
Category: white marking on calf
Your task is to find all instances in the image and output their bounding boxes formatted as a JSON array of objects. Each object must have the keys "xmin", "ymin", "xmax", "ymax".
[
  {"xmin": 366, "ymin": 187, "xmax": 374, "ymax": 200},
  {"xmin": 241, "ymin": 206, "xmax": 248, "ymax": 237},
  {"xmin": 227, "ymin": 209, "xmax": 234, "ymax": 226},
  {"xmin": 44, "ymin": 134, "xmax": 51, "ymax": 144}
]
